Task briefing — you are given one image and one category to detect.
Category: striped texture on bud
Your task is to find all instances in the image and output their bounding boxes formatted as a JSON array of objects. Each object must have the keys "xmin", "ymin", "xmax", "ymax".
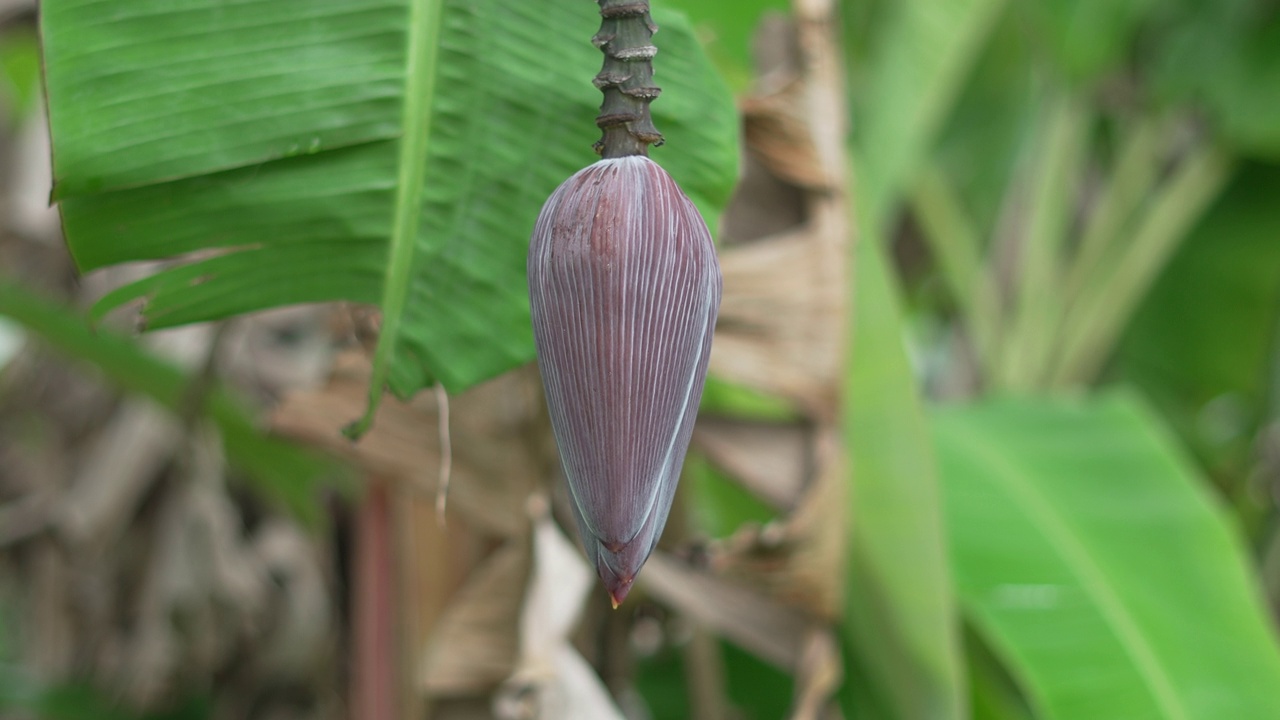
[{"xmin": 528, "ymin": 156, "xmax": 721, "ymax": 606}]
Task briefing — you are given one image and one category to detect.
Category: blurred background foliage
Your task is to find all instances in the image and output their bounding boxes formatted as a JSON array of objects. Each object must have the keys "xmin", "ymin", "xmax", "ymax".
[{"xmin": 1, "ymin": 0, "xmax": 1279, "ymax": 718}]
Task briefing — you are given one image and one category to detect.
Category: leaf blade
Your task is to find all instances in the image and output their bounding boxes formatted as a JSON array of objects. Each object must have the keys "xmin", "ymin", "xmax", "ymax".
[
  {"xmin": 349, "ymin": 0, "xmax": 444, "ymax": 435},
  {"xmin": 936, "ymin": 393, "xmax": 1280, "ymax": 719},
  {"xmin": 843, "ymin": 237, "xmax": 968, "ymax": 720},
  {"xmin": 41, "ymin": 0, "xmax": 406, "ymax": 199},
  {"xmin": 43, "ymin": 0, "xmax": 739, "ymax": 404}
]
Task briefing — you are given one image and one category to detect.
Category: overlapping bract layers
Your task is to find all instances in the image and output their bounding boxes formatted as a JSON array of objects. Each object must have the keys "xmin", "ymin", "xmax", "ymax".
[{"xmin": 528, "ymin": 156, "xmax": 721, "ymax": 606}]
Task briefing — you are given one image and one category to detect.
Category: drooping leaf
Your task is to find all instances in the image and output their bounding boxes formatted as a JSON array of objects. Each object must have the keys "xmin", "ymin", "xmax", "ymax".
[
  {"xmin": 936, "ymin": 392, "xmax": 1280, "ymax": 720},
  {"xmin": 0, "ymin": 279, "xmax": 342, "ymax": 525},
  {"xmin": 41, "ymin": 0, "xmax": 739, "ymax": 420},
  {"xmin": 842, "ymin": 237, "xmax": 968, "ymax": 720}
]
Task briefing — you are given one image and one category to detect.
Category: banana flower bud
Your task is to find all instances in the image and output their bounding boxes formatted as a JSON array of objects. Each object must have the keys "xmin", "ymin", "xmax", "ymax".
[{"xmin": 528, "ymin": 155, "xmax": 721, "ymax": 607}]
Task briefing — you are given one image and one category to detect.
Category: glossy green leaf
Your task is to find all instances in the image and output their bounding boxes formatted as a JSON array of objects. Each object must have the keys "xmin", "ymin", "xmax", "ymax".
[
  {"xmin": 842, "ymin": 237, "xmax": 967, "ymax": 720},
  {"xmin": 936, "ymin": 392, "xmax": 1280, "ymax": 720},
  {"xmin": 41, "ymin": 0, "xmax": 739, "ymax": 415},
  {"xmin": 0, "ymin": 279, "xmax": 342, "ymax": 525}
]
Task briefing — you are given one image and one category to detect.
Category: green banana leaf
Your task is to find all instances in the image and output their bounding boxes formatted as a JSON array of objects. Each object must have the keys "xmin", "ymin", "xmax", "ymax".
[
  {"xmin": 40, "ymin": 0, "xmax": 739, "ymax": 431},
  {"xmin": 843, "ymin": 238, "xmax": 968, "ymax": 720},
  {"xmin": 935, "ymin": 392, "xmax": 1280, "ymax": 719}
]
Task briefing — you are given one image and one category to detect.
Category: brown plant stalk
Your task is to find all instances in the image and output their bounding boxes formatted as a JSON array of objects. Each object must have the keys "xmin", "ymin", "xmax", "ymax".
[{"xmin": 593, "ymin": 0, "xmax": 663, "ymax": 158}]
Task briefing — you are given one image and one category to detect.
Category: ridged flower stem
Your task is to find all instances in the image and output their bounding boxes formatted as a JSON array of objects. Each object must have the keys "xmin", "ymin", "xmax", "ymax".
[{"xmin": 593, "ymin": 0, "xmax": 663, "ymax": 158}]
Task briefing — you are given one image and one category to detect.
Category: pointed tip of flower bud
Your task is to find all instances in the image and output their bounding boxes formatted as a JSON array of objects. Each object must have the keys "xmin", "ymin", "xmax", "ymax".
[
  {"xmin": 571, "ymin": 493, "xmax": 654, "ymax": 610},
  {"xmin": 594, "ymin": 544, "xmax": 644, "ymax": 609},
  {"xmin": 608, "ymin": 582, "xmax": 631, "ymax": 609}
]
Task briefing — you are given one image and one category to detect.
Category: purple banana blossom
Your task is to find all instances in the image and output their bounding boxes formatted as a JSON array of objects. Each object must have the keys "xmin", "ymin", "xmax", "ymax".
[{"xmin": 528, "ymin": 155, "xmax": 721, "ymax": 607}]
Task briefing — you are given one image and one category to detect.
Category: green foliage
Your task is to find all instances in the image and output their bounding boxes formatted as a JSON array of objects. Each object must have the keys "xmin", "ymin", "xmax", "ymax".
[
  {"xmin": 661, "ymin": 0, "xmax": 789, "ymax": 90},
  {"xmin": 966, "ymin": 628, "xmax": 1035, "ymax": 720},
  {"xmin": 850, "ymin": 0, "xmax": 1007, "ymax": 236},
  {"xmin": 929, "ymin": 8, "xmax": 1038, "ymax": 240},
  {"xmin": 1024, "ymin": 0, "xmax": 1156, "ymax": 82},
  {"xmin": 686, "ymin": 453, "xmax": 778, "ymax": 539},
  {"xmin": 1118, "ymin": 163, "xmax": 1280, "ymax": 481},
  {"xmin": 0, "ymin": 28, "xmax": 40, "ymax": 120},
  {"xmin": 700, "ymin": 377, "xmax": 801, "ymax": 422},
  {"xmin": 845, "ymin": 0, "xmax": 1280, "ymax": 716},
  {"xmin": 1153, "ymin": 0, "xmax": 1280, "ymax": 159},
  {"xmin": 2, "ymin": 684, "xmax": 210, "ymax": 720},
  {"xmin": 34, "ymin": 0, "xmax": 1280, "ymax": 716},
  {"xmin": 720, "ymin": 642, "xmax": 794, "ymax": 720},
  {"xmin": 631, "ymin": 638, "xmax": 793, "ymax": 720},
  {"xmin": 632, "ymin": 643, "xmax": 690, "ymax": 720},
  {"xmin": 0, "ymin": 280, "xmax": 343, "ymax": 525},
  {"xmin": 41, "ymin": 0, "xmax": 739, "ymax": 418},
  {"xmin": 895, "ymin": 0, "xmax": 1239, "ymax": 392},
  {"xmin": 843, "ymin": 238, "xmax": 966, "ymax": 720},
  {"xmin": 936, "ymin": 393, "xmax": 1280, "ymax": 719}
]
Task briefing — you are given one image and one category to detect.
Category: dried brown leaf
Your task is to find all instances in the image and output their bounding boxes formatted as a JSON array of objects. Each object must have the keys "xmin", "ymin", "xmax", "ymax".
[
  {"xmin": 420, "ymin": 536, "xmax": 530, "ymax": 695},
  {"xmin": 788, "ymin": 628, "xmax": 843, "ymax": 720},
  {"xmin": 711, "ymin": 426, "xmax": 845, "ymax": 620},
  {"xmin": 693, "ymin": 417, "xmax": 810, "ymax": 509},
  {"xmin": 711, "ymin": 228, "xmax": 843, "ymax": 415},
  {"xmin": 272, "ymin": 354, "xmax": 546, "ymax": 539},
  {"xmin": 641, "ymin": 551, "xmax": 811, "ymax": 669},
  {"xmin": 742, "ymin": 81, "xmax": 827, "ymax": 191}
]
